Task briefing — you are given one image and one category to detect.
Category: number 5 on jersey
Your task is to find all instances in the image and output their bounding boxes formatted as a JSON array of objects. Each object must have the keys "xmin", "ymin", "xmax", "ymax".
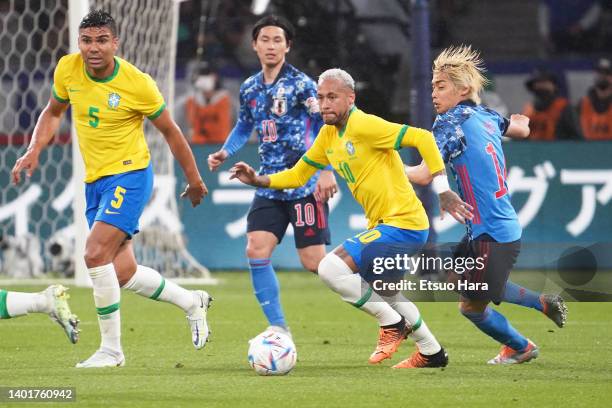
[{"xmin": 89, "ymin": 106, "xmax": 100, "ymax": 128}]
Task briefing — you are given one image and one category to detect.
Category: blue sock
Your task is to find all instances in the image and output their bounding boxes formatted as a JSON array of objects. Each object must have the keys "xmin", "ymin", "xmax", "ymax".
[
  {"xmin": 248, "ymin": 258, "xmax": 286, "ymax": 328},
  {"xmin": 462, "ymin": 307, "xmax": 528, "ymax": 351},
  {"xmin": 503, "ymin": 281, "xmax": 543, "ymax": 311}
]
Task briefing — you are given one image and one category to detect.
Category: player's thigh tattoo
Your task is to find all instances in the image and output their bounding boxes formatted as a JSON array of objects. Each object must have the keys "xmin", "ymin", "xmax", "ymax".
[{"xmin": 332, "ymin": 245, "xmax": 358, "ymax": 272}]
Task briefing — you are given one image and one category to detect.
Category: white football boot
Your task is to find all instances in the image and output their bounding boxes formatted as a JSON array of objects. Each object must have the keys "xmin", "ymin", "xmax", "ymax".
[
  {"xmin": 44, "ymin": 285, "xmax": 80, "ymax": 344},
  {"xmin": 76, "ymin": 347, "xmax": 125, "ymax": 368},
  {"xmin": 187, "ymin": 290, "xmax": 213, "ymax": 349}
]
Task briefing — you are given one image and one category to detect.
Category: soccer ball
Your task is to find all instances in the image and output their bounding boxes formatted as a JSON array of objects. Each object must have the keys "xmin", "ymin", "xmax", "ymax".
[{"xmin": 247, "ymin": 330, "xmax": 297, "ymax": 376}]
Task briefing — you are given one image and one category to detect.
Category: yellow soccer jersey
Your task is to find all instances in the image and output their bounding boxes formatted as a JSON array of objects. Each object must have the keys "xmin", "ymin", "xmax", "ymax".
[
  {"xmin": 269, "ymin": 107, "xmax": 445, "ymax": 230},
  {"xmin": 52, "ymin": 53, "xmax": 165, "ymax": 182}
]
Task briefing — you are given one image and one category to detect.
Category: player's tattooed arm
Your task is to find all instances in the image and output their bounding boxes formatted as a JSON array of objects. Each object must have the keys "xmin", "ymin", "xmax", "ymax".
[
  {"xmin": 229, "ymin": 162, "xmax": 271, "ymax": 188},
  {"xmin": 405, "ymin": 160, "xmax": 433, "ymax": 186},
  {"xmin": 432, "ymin": 169, "xmax": 474, "ymax": 224},
  {"xmin": 405, "ymin": 161, "xmax": 472, "ymax": 223},
  {"xmin": 314, "ymin": 170, "xmax": 338, "ymax": 202}
]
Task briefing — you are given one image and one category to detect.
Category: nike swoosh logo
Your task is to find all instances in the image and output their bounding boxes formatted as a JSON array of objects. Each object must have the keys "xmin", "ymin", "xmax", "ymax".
[{"xmin": 104, "ymin": 209, "xmax": 120, "ymax": 215}]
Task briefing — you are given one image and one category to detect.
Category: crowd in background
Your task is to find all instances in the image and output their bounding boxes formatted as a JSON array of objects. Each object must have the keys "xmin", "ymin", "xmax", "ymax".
[
  {"xmin": 0, "ymin": 0, "xmax": 610, "ymax": 143},
  {"xmin": 175, "ymin": 0, "xmax": 611, "ymax": 144}
]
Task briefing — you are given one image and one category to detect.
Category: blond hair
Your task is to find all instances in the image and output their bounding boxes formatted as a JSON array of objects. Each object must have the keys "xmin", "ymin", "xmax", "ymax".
[
  {"xmin": 318, "ymin": 68, "xmax": 355, "ymax": 91},
  {"xmin": 433, "ymin": 45, "xmax": 488, "ymax": 104}
]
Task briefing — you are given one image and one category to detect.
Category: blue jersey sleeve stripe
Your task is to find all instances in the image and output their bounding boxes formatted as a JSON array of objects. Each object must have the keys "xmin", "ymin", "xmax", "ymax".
[
  {"xmin": 302, "ymin": 156, "xmax": 326, "ymax": 170},
  {"xmin": 394, "ymin": 125, "xmax": 409, "ymax": 150}
]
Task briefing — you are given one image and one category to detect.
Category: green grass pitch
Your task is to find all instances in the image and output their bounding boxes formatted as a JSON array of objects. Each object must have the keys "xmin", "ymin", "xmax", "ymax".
[{"xmin": 1, "ymin": 272, "xmax": 611, "ymax": 407}]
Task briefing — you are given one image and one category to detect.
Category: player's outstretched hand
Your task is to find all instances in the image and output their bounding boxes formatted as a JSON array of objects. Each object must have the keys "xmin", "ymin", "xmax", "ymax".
[
  {"xmin": 314, "ymin": 170, "xmax": 338, "ymax": 202},
  {"xmin": 207, "ymin": 149, "xmax": 228, "ymax": 172},
  {"xmin": 180, "ymin": 179, "xmax": 208, "ymax": 207},
  {"xmin": 510, "ymin": 113, "xmax": 529, "ymax": 127},
  {"xmin": 229, "ymin": 162, "xmax": 258, "ymax": 186},
  {"xmin": 439, "ymin": 190, "xmax": 473, "ymax": 224},
  {"xmin": 11, "ymin": 149, "xmax": 40, "ymax": 185}
]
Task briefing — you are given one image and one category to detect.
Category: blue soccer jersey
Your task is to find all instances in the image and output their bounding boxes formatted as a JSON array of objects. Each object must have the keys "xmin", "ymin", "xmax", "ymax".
[
  {"xmin": 223, "ymin": 63, "xmax": 324, "ymax": 200},
  {"xmin": 433, "ymin": 100, "xmax": 521, "ymax": 243}
]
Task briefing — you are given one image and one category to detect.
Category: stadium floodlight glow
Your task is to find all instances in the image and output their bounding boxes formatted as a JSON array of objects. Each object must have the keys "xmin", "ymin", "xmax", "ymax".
[{"xmin": 251, "ymin": 0, "xmax": 270, "ymax": 15}]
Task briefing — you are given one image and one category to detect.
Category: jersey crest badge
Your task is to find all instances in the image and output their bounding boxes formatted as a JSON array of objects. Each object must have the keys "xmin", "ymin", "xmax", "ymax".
[
  {"xmin": 108, "ymin": 92, "xmax": 121, "ymax": 109},
  {"xmin": 272, "ymin": 86, "xmax": 287, "ymax": 116},
  {"xmin": 346, "ymin": 141, "xmax": 355, "ymax": 156}
]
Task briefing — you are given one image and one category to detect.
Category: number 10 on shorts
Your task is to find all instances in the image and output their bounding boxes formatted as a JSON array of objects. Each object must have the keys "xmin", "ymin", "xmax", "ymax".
[{"xmin": 294, "ymin": 202, "xmax": 315, "ymax": 227}]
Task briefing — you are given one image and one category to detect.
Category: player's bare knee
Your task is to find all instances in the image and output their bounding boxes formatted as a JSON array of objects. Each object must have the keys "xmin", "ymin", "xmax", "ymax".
[
  {"xmin": 246, "ymin": 245, "xmax": 265, "ymax": 259},
  {"xmin": 300, "ymin": 256, "xmax": 321, "ymax": 273},
  {"xmin": 246, "ymin": 240, "xmax": 273, "ymax": 259},
  {"xmin": 84, "ymin": 244, "xmax": 113, "ymax": 268}
]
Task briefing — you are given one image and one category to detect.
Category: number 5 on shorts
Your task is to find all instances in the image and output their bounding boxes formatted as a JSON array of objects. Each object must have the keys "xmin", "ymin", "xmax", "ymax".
[{"xmin": 111, "ymin": 186, "xmax": 126, "ymax": 209}]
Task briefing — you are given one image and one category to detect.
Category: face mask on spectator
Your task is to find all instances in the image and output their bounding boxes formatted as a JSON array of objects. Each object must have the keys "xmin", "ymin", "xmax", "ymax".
[
  {"xmin": 533, "ymin": 89, "xmax": 554, "ymax": 101},
  {"xmin": 196, "ymin": 75, "xmax": 216, "ymax": 92},
  {"xmin": 595, "ymin": 79, "xmax": 610, "ymax": 91}
]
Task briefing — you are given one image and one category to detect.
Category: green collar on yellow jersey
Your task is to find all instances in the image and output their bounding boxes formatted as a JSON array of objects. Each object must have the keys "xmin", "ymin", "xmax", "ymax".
[
  {"xmin": 85, "ymin": 57, "xmax": 120, "ymax": 83},
  {"xmin": 338, "ymin": 106, "xmax": 357, "ymax": 138}
]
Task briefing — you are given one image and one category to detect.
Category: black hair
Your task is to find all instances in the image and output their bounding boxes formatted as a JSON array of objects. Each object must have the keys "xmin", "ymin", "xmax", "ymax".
[
  {"xmin": 251, "ymin": 14, "xmax": 294, "ymax": 44},
  {"xmin": 79, "ymin": 9, "xmax": 117, "ymax": 36}
]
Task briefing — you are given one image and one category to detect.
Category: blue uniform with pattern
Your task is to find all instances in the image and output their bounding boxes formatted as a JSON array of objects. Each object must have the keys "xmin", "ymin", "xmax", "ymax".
[
  {"xmin": 222, "ymin": 63, "xmax": 324, "ymax": 200},
  {"xmin": 435, "ymin": 101, "xmax": 536, "ymax": 352},
  {"xmin": 432, "ymin": 100, "xmax": 521, "ymax": 243}
]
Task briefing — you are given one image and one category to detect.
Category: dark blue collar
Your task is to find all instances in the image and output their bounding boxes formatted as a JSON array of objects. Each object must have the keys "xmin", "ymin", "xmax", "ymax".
[{"xmin": 259, "ymin": 63, "xmax": 291, "ymax": 87}]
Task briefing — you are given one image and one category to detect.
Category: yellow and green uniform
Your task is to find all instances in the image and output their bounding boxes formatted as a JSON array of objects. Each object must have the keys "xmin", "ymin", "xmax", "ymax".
[
  {"xmin": 52, "ymin": 53, "xmax": 165, "ymax": 182},
  {"xmin": 269, "ymin": 107, "xmax": 445, "ymax": 230}
]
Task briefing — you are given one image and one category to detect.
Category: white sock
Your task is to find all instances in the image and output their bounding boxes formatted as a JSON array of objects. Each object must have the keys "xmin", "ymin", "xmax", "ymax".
[
  {"xmin": 122, "ymin": 265, "xmax": 197, "ymax": 314},
  {"xmin": 385, "ymin": 293, "xmax": 441, "ymax": 355},
  {"xmin": 89, "ymin": 263, "xmax": 121, "ymax": 353},
  {"xmin": 318, "ymin": 253, "xmax": 401, "ymax": 326},
  {"xmin": 2, "ymin": 291, "xmax": 49, "ymax": 317}
]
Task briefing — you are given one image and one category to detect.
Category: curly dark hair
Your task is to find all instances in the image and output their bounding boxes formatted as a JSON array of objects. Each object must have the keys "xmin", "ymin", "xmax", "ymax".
[{"xmin": 79, "ymin": 9, "xmax": 117, "ymax": 36}]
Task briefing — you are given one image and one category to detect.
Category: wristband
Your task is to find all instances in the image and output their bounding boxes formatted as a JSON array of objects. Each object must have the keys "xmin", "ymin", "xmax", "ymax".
[{"xmin": 432, "ymin": 174, "xmax": 450, "ymax": 194}]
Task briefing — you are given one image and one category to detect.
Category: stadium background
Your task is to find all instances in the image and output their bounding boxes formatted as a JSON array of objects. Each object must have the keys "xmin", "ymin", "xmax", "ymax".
[{"xmin": 1, "ymin": 0, "xmax": 611, "ymax": 276}]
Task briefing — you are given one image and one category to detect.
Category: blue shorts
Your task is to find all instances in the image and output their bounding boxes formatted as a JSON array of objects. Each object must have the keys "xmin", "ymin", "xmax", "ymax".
[
  {"xmin": 85, "ymin": 165, "xmax": 153, "ymax": 238},
  {"xmin": 343, "ymin": 224, "xmax": 429, "ymax": 273}
]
